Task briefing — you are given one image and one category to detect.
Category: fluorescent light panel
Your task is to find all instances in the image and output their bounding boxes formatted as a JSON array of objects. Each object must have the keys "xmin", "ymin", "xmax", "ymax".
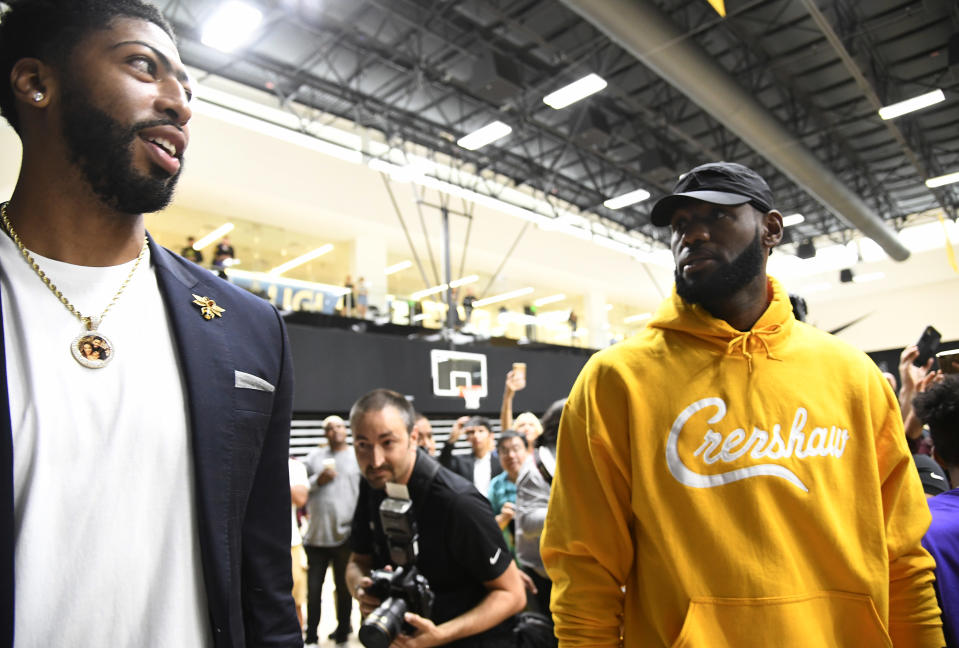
[
  {"xmin": 193, "ymin": 223, "xmax": 235, "ymax": 250},
  {"xmin": 268, "ymin": 244, "xmax": 334, "ymax": 276},
  {"xmin": 926, "ymin": 171, "xmax": 959, "ymax": 188},
  {"xmin": 624, "ymin": 312, "xmax": 652, "ymax": 324},
  {"xmin": 782, "ymin": 213, "xmax": 805, "ymax": 227},
  {"xmin": 604, "ymin": 189, "xmax": 651, "ymax": 210},
  {"xmin": 533, "ymin": 293, "xmax": 566, "ymax": 307},
  {"xmin": 473, "ymin": 287, "xmax": 534, "ymax": 308},
  {"xmin": 410, "ymin": 275, "xmax": 479, "ymax": 301},
  {"xmin": 878, "ymin": 89, "xmax": 945, "ymax": 120},
  {"xmin": 201, "ymin": 1, "xmax": 263, "ymax": 53},
  {"xmin": 852, "ymin": 272, "xmax": 885, "ymax": 284},
  {"xmin": 457, "ymin": 121, "xmax": 512, "ymax": 151},
  {"xmin": 384, "ymin": 260, "xmax": 413, "ymax": 275},
  {"xmin": 226, "ymin": 268, "xmax": 351, "ymax": 295},
  {"xmin": 543, "ymin": 73, "xmax": 608, "ymax": 110}
]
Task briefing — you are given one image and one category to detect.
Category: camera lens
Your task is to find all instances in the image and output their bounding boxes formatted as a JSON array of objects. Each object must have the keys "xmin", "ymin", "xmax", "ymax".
[{"xmin": 359, "ymin": 597, "xmax": 408, "ymax": 648}]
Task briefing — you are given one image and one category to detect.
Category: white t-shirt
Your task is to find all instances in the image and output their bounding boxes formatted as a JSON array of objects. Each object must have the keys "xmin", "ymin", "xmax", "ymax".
[
  {"xmin": 0, "ymin": 233, "xmax": 212, "ymax": 647},
  {"xmin": 289, "ymin": 458, "xmax": 308, "ymax": 546},
  {"xmin": 473, "ymin": 452, "xmax": 493, "ymax": 498}
]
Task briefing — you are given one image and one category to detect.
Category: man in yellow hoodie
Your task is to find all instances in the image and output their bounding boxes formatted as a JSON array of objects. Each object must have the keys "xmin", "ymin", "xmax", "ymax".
[{"xmin": 541, "ymin": 161, "xmax": 944, "ymax": 648}]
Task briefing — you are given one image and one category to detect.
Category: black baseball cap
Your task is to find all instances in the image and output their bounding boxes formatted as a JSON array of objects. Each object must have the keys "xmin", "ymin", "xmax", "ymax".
[
  {"xmin": 650, "ymin": 161, "xmax": 774, "ymax": 227},
  {"xmin": 914, "ymin": 453, "xmax": 950, "ymax": 496}
]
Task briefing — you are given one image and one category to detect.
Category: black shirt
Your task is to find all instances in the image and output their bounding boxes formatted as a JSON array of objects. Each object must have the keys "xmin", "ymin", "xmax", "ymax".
[{"xmin": 351, "ymin": 449, "xmax": 515, "ymax": 646}]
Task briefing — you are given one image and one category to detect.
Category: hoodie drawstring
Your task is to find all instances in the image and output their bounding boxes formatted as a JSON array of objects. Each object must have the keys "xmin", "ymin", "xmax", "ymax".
[{"xmin": 727, "ymin": 324, "xmax": 783, "ymax": 372}]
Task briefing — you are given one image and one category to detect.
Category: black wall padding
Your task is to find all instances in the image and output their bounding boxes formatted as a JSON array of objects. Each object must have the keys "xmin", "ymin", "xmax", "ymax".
[{"xmin": 287, "ymin": 324, "xmax": 593, "ymax": 416}]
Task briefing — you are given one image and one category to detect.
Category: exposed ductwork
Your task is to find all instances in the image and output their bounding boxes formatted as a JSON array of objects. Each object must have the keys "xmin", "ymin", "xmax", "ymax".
[{"xmin": 561, "ymin": 0, "xmax": 911, "ymax": 261}]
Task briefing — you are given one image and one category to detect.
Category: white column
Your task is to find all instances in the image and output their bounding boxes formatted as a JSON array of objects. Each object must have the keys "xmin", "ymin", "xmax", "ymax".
[
  {"xmin": 351, "ymin": 234, "xmax": 388, "ymax": 315},
  {"xmin": 585, "ymin": 290, "xmax": 610, "ymax": 349}
]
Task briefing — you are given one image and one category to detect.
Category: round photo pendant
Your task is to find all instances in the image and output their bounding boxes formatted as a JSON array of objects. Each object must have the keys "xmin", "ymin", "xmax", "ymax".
[{"xmin": 71, "ymin": 331, "xmax": 114, "ymax": 369}]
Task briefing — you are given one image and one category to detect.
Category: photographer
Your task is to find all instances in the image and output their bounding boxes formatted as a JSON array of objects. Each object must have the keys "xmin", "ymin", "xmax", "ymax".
[{"xmin": 346, "ymin": 389, "xmax": 525, "ymax": 647}]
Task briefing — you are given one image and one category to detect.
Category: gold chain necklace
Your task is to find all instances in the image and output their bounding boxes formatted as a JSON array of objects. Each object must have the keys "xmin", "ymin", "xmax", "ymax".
[{"xmin": 0, "ymin": 202, "xmax": 148, "ymax": 369}]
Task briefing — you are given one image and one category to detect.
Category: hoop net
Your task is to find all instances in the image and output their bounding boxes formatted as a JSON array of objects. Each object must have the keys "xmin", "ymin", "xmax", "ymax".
[{"xmin": 458, "ymin": 386, "xmax": 482, "ymax": 410}]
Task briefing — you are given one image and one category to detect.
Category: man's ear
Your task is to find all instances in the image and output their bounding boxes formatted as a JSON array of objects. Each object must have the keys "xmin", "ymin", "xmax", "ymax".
[
  {"xmin": 762, "ymin": 209, "xmax": 784, "ymax": 249},
  {"xmin": 11, "ymin": 58, "xmax": 55, "ymax": 109}
]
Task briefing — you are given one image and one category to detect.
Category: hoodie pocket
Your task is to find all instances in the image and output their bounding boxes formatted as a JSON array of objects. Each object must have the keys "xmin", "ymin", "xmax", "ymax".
[{"xmin": 668, "ymin": 591, "xmax": 892, "ymax": 648}]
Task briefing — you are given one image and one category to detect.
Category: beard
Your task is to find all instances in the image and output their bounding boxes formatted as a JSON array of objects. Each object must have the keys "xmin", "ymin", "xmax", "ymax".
[
  {"xmin": 60, "ymin": 83, "xmax": 183, "ymax": 215},
  {"xmin": 675, "ymin": 229, "xmax": 764, "ymax": 310}
]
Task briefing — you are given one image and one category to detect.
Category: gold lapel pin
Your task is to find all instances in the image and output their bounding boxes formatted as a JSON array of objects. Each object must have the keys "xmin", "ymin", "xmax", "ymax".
[{"xmin": 192, "ymin": 294, "xmax": 225, "ymax": 320}]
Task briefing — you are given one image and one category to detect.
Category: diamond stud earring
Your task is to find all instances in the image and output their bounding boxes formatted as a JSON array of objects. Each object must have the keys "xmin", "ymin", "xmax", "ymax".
[{"xmin": 33, "ymin": 92, "xmax": 44, "ymax": 102}]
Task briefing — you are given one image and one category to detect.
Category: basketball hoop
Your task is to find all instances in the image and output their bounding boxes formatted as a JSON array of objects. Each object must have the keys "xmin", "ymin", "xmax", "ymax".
[{"xmin": 458, "ymin": 385, "xmax": 482, "ymax": 410}]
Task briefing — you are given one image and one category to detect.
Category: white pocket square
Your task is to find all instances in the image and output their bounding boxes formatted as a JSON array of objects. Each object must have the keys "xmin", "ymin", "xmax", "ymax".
[{"xmin": 235, "ymin": 370, "xmax": 275, "ymax": 393}]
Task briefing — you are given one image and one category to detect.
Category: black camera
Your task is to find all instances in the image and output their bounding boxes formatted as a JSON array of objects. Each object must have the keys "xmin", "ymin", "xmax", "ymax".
[{"xmin": 359, "ymin": 492, "xmax": 435, "ymax": 648}]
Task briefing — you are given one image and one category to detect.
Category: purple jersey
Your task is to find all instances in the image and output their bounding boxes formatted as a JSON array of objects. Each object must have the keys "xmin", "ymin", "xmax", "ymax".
[{"xmin": 924, "ymin": 488, "xmax": 959, "ymax": 647}]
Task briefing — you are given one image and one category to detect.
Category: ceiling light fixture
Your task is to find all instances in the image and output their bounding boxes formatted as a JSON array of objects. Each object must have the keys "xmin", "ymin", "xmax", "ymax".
[
  {"xmin": 457, "ymin": 121, "xmax": 512, "ymax": 151},
  {"xmin": 604, "ymin": 188, "xmax": 651, "ymax": 210},
  {"xmin": 473, "ymin": 287, "xmax": 534, "ymax": 308},
  {"xmin": 410, "ymin": 275, "xmax": 479, "ymax": 301},
  {"xmin": 852, "ymin": 271, "xmax": 885, "ymax": 284},
  {"xmin": 384, "ymin": 260, "xmax": 413, "ymax": 275},
  {"xmin": 533, "ymin": 293, "xmax": 566, "ymax": 307},
  {"xmin": 624, "ymin": 312, "xmax": 653, "ymax": 324},
  {"xmin": 201, "ymin": 1, "xmax": 263, "ymax": 53},
  {"xmin": 193, "ymin": 223, "xmax": 235, "ymax": 250},
  {"xmin": 782, "ymin": 213, "xmax": 805, "ymax": 227},
  {"xmin": 926, "ymin": 170, "xmax": 959, "ymax": 188},
  {"xmin": 878, "ymin": 89, "xmax": 946, "ymax": 120},
  {"xmin": 543, "ymin": 73, "xmax": 608, "ymax": 110},
  {"xmin": 226, "ymin": 268, "xmax": 351, "ymax": 295},
  {"xmin": 268, "ymin": 244, "xmax": 334, "ymax": 276}
]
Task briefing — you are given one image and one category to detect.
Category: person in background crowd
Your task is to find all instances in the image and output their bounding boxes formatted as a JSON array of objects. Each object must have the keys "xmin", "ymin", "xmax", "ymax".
[
  {"xmin": 355, "ymin": 276, "xmax": 368, "ymax": 319},
  {"xmin": 0, "ymin": 1, "xmax": 301, "ymax": 645},
  {"xmin": 542, "ymin": 161, "xmax": 943, "ymax": 646},
  {"xmin": 214, "ymin": 234, "xmax": 234, "ymax": 260},
  {"xmin": 500, "ymin": 368, "xmax": 543, "ymax": 450},
  {"xmin": 515, "ymin": 400, "xmax": 562, "ymax": 618},
  {"xmin": 901, "ymin": 343, "xmax": 937, "ymax": 446},
  {"xmin": 439, "ymin": 415, "xmax": 501, "ymax": 497},
  {"xmin": 342, "ymin": 275, "xmax": 354, "ymax": 317},
  {"xmin": 346, "ymin": 389, "xmax": 525, "ymax": 647},
  {"xmin": 210, "ymin": 235, "xmax": 234, "ymax": 274},
  {"xmin": 302, "ymin": 415, "xmax": 361, "ymax": 646},
  {"xmin": 180, "ymin": 235, "xmax": 202, "ymax": 264},
  {"xmin": 913, "ymin": 373, "xmax": 959, "ymax": 647},
  {"xmin": 487, "ymin": 431, "xmax": 528, "ymax": 552},
  {"xmin": 462, "ymin": 287, "xmax": 476, "ymax": 326},
  {"xmin": 289, "ymin": 457, "xmax": 309, "ymax": 630},
  {"xmin": 414, "ymin": 412, "xmax": 436, "ymax": 456}
]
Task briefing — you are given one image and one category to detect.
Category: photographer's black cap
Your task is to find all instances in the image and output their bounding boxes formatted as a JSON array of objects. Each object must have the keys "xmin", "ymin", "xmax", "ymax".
[{"xmin": 650, "ymin": 161, "xmax": 774, "ymax": 227}]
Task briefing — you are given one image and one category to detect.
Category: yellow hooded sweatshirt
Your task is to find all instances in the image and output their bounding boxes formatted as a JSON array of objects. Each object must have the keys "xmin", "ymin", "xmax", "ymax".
[{"xmin": 541, "ymin": 277, "xmax": 943, "ymax": 648}]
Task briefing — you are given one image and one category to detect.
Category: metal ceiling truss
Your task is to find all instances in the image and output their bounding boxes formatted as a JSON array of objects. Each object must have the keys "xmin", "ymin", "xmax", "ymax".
[{"xmin": 162, "ymin": 0, "xmax": 959, "ymax": 255}]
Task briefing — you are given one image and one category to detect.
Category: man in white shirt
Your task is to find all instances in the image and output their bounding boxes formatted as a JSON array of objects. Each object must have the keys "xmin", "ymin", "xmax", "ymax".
[
  {"xmin": 0, "ymin": 1, "xmax": 301, "ymax": 645},
  {"xmin": 302, "ymin": 415, "xmax": 361, "ymax": 646}
]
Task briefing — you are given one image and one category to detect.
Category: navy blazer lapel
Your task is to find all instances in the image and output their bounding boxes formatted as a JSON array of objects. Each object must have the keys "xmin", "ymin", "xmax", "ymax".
[{"xmin": 149, "ymin": 237, "xmax": 235, "ymax": 629}]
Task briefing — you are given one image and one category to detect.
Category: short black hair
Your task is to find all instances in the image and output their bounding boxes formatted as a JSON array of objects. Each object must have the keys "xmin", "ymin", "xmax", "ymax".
[
  {"xmin": 497, "ymin": 430, "xmax": 525, "ymax": 450},
  {"xmin": 349, "ymin": 388, "xmax": 415, "ymax": 435},
  {"xmin": 0, "ymin": 0, "xmax": 175, "ymax": 133},
  {"xmin": 465, "ymin": 416, "xmax": 491, "ymax": 431},
  {"xmin": 913, "ymin": 375, "xmax": 959, "ymax": 468}
]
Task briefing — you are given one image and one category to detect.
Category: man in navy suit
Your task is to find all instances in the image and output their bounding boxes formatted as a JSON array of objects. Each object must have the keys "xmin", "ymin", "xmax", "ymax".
[
  {"xmin": 438, "ymin": 415, "xmax": 502, "ymax": 497},
  {"xmin": 0, "ymin": 1, "xmax": 300, "ymax": 646}
]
